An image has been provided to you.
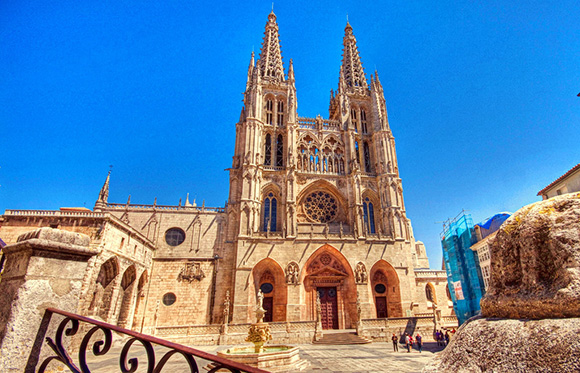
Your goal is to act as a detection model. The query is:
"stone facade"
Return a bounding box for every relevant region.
[0,11,455,342]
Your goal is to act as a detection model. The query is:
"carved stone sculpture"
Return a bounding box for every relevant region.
[355,262,368,284]
[285,262,300,285]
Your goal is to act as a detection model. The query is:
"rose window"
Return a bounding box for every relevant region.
[304,191,338,223]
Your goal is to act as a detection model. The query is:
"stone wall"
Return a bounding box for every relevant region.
[0,228,96,372]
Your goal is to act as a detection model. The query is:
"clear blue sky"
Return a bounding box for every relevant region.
[1,1,579,268]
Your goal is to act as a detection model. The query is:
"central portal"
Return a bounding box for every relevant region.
[317,287,338,329]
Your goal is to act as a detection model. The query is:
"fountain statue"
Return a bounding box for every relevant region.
[215,289,309,371]
[245,289,272,353]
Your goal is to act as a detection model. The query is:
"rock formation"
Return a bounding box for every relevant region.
[424,193,580,373]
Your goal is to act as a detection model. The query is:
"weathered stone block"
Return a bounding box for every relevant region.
[423,317,580,373]
[481,193,580,319]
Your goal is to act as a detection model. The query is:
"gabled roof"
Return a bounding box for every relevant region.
[537,163,580,196]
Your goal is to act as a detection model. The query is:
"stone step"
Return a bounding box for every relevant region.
[313,332,372,345]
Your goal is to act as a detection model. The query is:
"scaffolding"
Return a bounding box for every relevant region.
[441,210,484,325]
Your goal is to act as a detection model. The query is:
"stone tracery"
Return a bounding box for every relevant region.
[303,191,338,223]
[297,134,345,174]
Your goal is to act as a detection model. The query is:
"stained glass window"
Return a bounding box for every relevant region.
[263,192,277,231]
[304,191,338,223]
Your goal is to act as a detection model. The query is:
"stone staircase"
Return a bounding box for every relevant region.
[313,331,372,345]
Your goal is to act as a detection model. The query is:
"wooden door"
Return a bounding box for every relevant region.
[317,287,338,329]
[263,297,273,322]
[375,296,387,318]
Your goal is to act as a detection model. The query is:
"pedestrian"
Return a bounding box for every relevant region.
[409,335,414,352]
[416,333,423,353]
[404,333,411,353]
[435,330,440,346]
[445,331,450,346]
[391,333,399,352]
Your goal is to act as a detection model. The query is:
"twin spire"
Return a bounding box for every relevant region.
[258,11,285,81]
[340,21,368,90]
[254,11,368,89]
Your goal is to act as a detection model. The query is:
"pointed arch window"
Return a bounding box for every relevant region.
[266,99,273,125]
[426,284,436,303]
[263,192,277,232]
[363,141,372,173]
[276,134,284,167]
[351,109,358,132]
[277,101,284,126]
[355,141,360,166]
[264,134,272,165]
[363,197,376,234]
[361,109,368,134]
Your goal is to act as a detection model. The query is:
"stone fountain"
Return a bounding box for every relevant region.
[244,289,272,353]
[215,289,309,372]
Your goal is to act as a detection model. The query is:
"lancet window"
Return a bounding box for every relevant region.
[363,141,372,173]
[363,197,376,234]
[355,141,361,166]
[266,99,273,125]
[361,109,368,134]
[276,134,284,167]
[264,134,272,165]
[263,192,277,232]
[351,109,358,132]
[277,101,284,126]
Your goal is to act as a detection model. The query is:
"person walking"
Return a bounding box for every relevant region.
[416,333,423,353]
[445,331,450,346]
[391,333,399,352]
[404,333,411,353]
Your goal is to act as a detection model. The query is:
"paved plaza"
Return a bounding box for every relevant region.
[80,339,445,373]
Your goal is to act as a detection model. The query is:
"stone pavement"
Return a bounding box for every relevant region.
[70,340,446,373]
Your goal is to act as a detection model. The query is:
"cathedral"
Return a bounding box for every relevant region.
[0,11,454,340]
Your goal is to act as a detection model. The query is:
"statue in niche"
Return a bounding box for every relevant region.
[355,262,368,284]
[285,262,300,285]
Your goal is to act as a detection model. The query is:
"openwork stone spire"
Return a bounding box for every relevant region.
[259,11,285,81]
[97,170,111,203]
[340,21,367,90]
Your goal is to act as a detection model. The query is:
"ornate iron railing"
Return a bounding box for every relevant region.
[28,308,269,373]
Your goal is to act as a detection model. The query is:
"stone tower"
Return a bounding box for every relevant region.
[225,11,422,327]
[228,13,411,246]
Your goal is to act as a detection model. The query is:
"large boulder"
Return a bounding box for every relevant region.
[423,316,580,373]
[481,193,580,319]
[424,193,580,372]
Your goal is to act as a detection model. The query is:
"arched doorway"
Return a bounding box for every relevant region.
[117,265,137,328]
[89,256,119,321]
[370,260,403,318]
[302,244,357,329]
[250,259,287,322]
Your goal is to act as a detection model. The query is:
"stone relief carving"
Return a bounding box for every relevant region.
[355,262,368,284]
[285,262,300,285]
[178,262,205,282]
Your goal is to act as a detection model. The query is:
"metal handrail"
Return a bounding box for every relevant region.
[29,308,269,373]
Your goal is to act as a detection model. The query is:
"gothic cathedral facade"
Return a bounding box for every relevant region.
[0,12,453,335]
